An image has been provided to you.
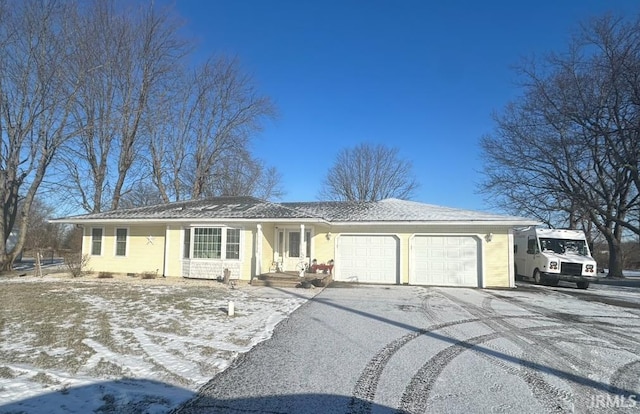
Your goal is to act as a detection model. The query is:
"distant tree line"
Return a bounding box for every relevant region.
[481,14,640,277]
[0,0,279,270]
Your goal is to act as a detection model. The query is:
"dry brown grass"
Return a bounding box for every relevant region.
[0,274,232,384]
[0,272,313,413]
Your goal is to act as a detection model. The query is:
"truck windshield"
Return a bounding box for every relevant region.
[539,238,588,255]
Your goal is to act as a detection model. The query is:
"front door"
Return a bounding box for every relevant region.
[275,229,311,271]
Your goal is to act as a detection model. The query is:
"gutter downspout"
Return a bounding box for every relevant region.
[256,224,263,278]
[163,225,170,277]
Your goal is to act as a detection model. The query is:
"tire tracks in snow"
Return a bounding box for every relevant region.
[610,360,640,398]
[347,314,552,414]
[427,292,576,411]
[350,288,639,414]
[485,289,640,408]
[399,290,579,413]
[487,290,640,352]
[397,325,571,414]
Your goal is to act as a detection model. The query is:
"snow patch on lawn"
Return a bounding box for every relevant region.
[0,277,316,413]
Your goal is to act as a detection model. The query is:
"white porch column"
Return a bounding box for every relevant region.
[300,224,306,259]
[256,224,263,276]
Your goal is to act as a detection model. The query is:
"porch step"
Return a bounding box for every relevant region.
[250,278,303,288]
[251,272,333,288]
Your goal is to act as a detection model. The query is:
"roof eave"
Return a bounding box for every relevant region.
[327,220,541,226]
[49,217,331,225]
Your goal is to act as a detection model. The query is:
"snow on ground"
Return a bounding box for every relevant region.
[0,275,318,413]
[2,268,639,413]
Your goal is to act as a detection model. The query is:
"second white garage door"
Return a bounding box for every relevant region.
[336,235,399,284]
[411,236,480,287]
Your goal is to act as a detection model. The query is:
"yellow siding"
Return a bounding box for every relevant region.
[260,223,275,274]
[310,226,335,264]
[82,225,166,275]
[82,222,514,287]
[483,232,510,287]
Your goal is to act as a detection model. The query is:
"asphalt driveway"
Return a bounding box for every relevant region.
[175,282,640,413]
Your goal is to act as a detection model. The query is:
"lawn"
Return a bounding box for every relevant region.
[0,274,313,413]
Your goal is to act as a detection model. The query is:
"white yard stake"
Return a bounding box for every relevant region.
[228,301,235,316]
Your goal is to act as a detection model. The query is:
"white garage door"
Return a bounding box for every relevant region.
[336,235,399,284]
[411,236,480,287]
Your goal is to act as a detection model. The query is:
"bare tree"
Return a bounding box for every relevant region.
[0,0,78,271]
[23,197,65,253]
[480,14,640,278]
[118,181,166,209]
[59,0,187,213]
[320,143,418,201]
[148,56,277,202]
[204,150,285,200]
[0,0,280,270]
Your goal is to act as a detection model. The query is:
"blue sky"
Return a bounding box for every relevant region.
[173,0,638,212]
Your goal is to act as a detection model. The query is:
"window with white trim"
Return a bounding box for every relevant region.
[183,228,191,259]
[182,227,242,260]
[184,227,242,260]
[289,232,301,257]
[287,230,311,258]
[91,228,103,256]
[115,228,128,256]
[226,228,240,259]
[193,228,222,259]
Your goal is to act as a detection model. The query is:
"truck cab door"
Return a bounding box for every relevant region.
[525,237,539,277]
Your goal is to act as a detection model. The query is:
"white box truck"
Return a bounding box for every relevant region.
[514,227,598,289]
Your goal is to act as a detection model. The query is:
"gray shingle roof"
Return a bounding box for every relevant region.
[57,196,317,221]
[53,197,537,224]
[282,199,535,222]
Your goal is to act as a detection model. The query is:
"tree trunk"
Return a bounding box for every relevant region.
[0,252,15,272]
[607,237,625,278]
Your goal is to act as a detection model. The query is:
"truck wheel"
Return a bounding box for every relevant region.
[546,277,559,287]
[576,281,589,289]
[533,269,542,285]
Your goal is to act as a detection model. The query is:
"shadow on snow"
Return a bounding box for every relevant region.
[0,378,193,414]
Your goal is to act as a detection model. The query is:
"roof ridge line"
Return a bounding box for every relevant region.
[269,200,330,221]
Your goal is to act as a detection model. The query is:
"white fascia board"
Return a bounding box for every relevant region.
[51,217,538,227]
[50,217,330,225]
[328,220,541,227]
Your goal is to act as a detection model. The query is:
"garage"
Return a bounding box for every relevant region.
[336,235,399,284]
[410,235,480,287]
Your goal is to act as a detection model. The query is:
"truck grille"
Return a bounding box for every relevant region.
[561,262,583,276]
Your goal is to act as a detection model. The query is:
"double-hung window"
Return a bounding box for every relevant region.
[183,228,191,259]
[91,228,103,256]
[115,228,128,256]
[226,228,240,259]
